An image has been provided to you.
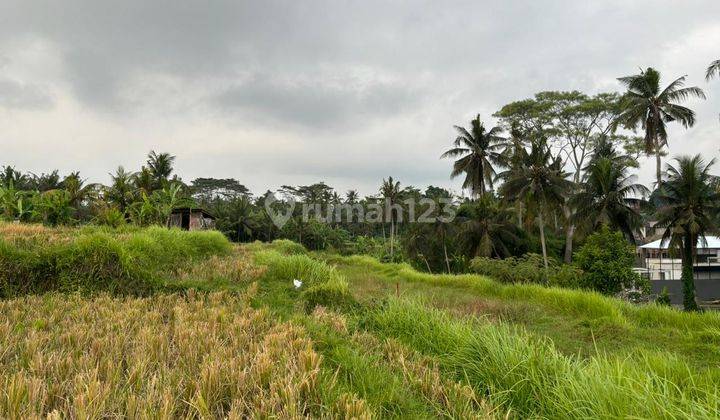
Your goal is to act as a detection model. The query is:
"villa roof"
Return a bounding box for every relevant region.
[639,236,720,249]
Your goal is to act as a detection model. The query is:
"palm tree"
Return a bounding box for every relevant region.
[146,151,176,190]
[105,166,137,216]
[0,166,29,190]
[655,155,720,311]
[707,60,720,81]
[345,190,359,205]
[380,176,401,260]
[441,115,505,198]
[708,59,720,121]
[459,195,520,259]
[572,140,649,240]
[62,172,99,211]
[133,167,155,196]
[499,138,572,277]
[616,67,705,188]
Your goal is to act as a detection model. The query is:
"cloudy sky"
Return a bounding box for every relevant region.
[1,0,718,196]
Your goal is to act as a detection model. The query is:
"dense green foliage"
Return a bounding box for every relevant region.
[0,223,231,298]
[469,253,583,288]
[574,227,644,295]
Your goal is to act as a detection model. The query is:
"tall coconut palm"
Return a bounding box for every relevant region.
[441,115,505,198]
[708,59,720,121]
[62,172,99,210]
[459,195,520,259]
[572,140,649,241]
[146,151,176,190]
[380,176,401,260]
[655,155,720,311]
[133,167,155,196]
[499,138,572,277]
[616,67,705,188]
[345,190,359,205]
[105,166,137,216]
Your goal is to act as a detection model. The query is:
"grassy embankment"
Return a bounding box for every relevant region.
[2,224,720,418]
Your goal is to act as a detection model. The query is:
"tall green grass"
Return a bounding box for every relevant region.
[331,253,720,332]
[366,299,720,418]
[0,225,231,297]
[254,250,354,312]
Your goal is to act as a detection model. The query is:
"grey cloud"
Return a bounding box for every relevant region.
[0,78,52,109]
[1,1,720,194]
[214,73,421,129]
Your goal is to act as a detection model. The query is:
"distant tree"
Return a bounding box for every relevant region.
[458,195,520,259]
[380,176,401,260]
[133,167,155,196]
[424,185,452,200]
[146,151,176,190]
[655,155,720,311]
[572,139,649,240]
[0,166,30,190]
[191,178,250,203]
[707,59,720,81]
[29,170,62,192]
[214,195,257,241]
[105,166,137,215]
[499,138,572,277]
[707,59,720,121]
[33,190,74,226]
[441,115,505,198]
[62,172,99,212]
[616,67,705,187]
[345,190,359,204]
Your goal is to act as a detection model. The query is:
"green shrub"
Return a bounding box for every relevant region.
[656,287,672,306]
[469,253,582,288]
[574,226,642,295]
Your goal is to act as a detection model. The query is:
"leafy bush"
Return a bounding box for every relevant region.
[574,226,643,295]
[469,253,582,288]
[656,287,672,306]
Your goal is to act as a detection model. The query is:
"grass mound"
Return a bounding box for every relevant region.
[254,250,355,312]
[0,223,232,297]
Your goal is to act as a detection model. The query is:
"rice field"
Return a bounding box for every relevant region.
[2,225,720,418]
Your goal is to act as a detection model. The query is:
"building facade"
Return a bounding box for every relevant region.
[636,236,720,304]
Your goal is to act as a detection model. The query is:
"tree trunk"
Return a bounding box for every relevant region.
[390,217,395,261]
[682,233,699,311]
[655,145,662,189]
[443,237,451,274]
[563,205,574,263]
[538,212,549,282]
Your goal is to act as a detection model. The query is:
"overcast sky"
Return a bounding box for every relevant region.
[1,1,718,196]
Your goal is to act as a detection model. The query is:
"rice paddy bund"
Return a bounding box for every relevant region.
[2,224,720,418]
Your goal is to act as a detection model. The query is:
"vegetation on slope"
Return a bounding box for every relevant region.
[0,222,231,297]
[2,228,720,418]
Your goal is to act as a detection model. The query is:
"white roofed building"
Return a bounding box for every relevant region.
[636,236,720,304]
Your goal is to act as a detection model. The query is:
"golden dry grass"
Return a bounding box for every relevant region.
[175,246,267,283]
[0,290,368,419]
[0,222,77,246]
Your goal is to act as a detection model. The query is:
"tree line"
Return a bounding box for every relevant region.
[1,61,719,310]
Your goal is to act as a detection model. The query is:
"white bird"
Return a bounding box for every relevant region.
[293,279,303,288]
